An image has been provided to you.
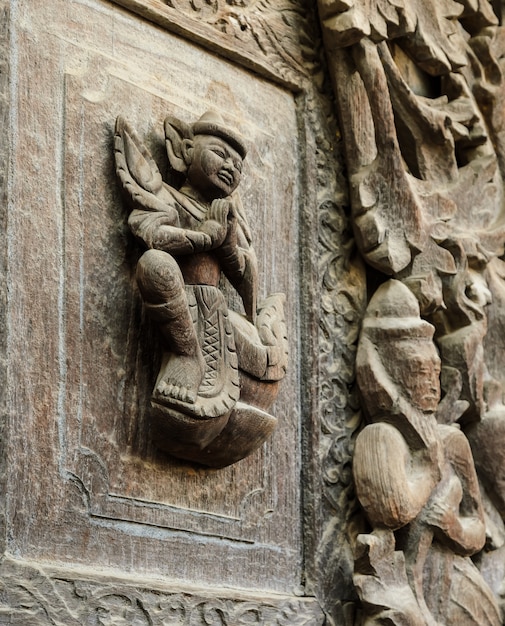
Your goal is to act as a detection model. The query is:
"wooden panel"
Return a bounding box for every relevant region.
[7,0,302,592]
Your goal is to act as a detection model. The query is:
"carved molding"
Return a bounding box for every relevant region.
[109,0,318,87]
[0,556,325,625]
[0,0,9,562]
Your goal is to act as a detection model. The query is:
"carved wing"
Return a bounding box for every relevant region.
[114,116,179,218]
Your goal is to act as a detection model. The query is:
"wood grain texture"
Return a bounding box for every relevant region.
[109,0,312,90]
[4,0,310,599]
[0,0,10,562]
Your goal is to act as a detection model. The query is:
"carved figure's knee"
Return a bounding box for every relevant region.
[137,249,183,303]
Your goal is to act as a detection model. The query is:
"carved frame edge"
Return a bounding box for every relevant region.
[0,555,325,624]
[109,0,311,90]
[0,0,10,561]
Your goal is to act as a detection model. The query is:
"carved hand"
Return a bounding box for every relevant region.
[423,469,485,555]
[199,198,231,247]
[223,199,238,249]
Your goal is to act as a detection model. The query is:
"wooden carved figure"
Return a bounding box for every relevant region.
[114,111,288,467]
[353,279,500,626]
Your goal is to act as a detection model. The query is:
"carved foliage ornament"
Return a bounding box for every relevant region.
[0,557,323,625]
[114,111,288,467]
[318,0,505,622]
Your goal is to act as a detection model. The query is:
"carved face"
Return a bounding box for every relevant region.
[186,135,243,199]
[388,340,441,413]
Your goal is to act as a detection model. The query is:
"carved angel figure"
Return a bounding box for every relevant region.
[353,280,500,626]
[114,111,287,467]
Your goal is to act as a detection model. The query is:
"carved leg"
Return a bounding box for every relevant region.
[228,293,288,382]
[136,249,205,403]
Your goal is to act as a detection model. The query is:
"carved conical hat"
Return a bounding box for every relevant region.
[363,280,434,338]
[192,110,247,158]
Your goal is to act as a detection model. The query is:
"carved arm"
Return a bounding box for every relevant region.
[353,422,439,530]
[128,208,224,255]
[213,200,259,323]
[422,425,486,556]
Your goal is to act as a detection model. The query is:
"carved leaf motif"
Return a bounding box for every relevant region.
[378,44,486,183]
[155,0,318,80]
[95,595,151,626]
[353,530,427,626]
[114,117,180,218]
[276,602,324,625]
[319,0,415,47]
[123,130,163,193]
[470,26,505,175]
[401,0,468,74]
[0,561,325,626]
[320,0,498,74]
[348,39,427,274]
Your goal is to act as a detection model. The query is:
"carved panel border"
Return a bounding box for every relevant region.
[109,0,315,88]
[0,556,325,625]
[61,61,298,545]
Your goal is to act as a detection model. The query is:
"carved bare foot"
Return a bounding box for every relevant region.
[156,352,206,404]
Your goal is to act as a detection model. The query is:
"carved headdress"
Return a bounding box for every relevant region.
[165,110,248,176]
[192,110,247,159]
[357,279,439,449]
[361,279,434,341]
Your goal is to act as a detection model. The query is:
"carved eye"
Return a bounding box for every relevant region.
[234,161,242,173]
[211,148,226,158]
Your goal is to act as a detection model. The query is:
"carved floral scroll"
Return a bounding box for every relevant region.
[318,0,505,622]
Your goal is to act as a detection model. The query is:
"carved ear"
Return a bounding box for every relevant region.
[181,139,194,166]
[164,115,194,174]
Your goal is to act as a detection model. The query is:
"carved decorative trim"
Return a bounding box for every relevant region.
[289,42,367,621]
[0,557,325,625]
[110,0,317,87]
[314,131,366,624]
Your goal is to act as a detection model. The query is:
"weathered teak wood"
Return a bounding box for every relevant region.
[0,0,343,623]
[7,0,505,623]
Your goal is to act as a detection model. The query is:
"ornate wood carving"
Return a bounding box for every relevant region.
[312,106,367,624]
[114,111,288,467]
[0,557,324,626]
[17,0,505,621]
[318,0,505,622]
[354,280,499,624]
